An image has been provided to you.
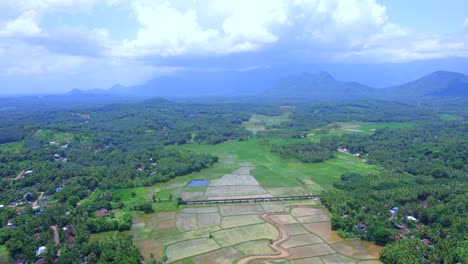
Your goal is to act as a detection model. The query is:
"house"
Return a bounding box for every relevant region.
[25,170,33,174]
[12,259,26,264]
[421,239,431,245]
[9,202,17,207]
[54,154,61,158]
[36,246,46,256]
[95,209,108,217]
[353,153,361,157]
[406,216,417,221]
[55,186,64,192]
[16,209,25,215]
[67,236,75,248]
[0,204,4,209]
[399,229,409,236]
[35,258,45,264]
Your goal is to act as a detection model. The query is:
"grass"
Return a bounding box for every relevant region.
[112,187,147,202]
[440,114,463,121]
[242,113,290,134]
[181,139,379,190]
[309,121,415,142]
[155,189,173,201]
[34,129,74,143]
[0,141,24,153]
[0,246,7,264]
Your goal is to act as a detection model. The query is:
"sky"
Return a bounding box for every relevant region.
[0,0,467,94]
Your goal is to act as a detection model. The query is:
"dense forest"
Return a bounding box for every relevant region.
[320,122,467,263]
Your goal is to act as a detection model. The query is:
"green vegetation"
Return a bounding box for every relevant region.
[440,113,463,121]
[183,139,378,190]
[0,96,465,263]
[321,123,467,263]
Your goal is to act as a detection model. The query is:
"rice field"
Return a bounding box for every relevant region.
[128,199,382,263]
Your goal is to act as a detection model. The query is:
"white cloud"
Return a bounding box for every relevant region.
[0,10,42,37]
[0,0,467,91]
[114,0,287,57]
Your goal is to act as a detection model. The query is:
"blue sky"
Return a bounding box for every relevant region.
[0,0,467,94]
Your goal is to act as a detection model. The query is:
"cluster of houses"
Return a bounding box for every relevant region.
[53,153,69,163]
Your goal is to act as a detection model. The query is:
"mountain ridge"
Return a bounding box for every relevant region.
[68,70,468,100]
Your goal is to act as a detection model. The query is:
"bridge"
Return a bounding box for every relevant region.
[178,194,320,205]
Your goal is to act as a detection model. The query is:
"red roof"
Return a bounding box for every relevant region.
[67,236,75,244]
[95,209,108,217]
[421,239,431,245]
[35,259,45,264]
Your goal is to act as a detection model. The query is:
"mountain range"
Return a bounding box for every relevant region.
[69,70,468,101]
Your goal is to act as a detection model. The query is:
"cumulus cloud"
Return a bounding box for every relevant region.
[0,0,467,92]
[0,10,42,37]
[114,0,287,57]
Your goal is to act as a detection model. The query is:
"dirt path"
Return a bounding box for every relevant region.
[32,192,44,208]
[51,225,60,244]
[14,170,25,180]
[237,212,291,264]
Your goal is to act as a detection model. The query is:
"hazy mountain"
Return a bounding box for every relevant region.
[263,71,375,100]
[380,71,468,98]
[262,71,468,101]
[69,70,468,101]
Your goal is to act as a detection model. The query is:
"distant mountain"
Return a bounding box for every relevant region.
[380,71,468,98]
[262,70,468,101]
[70,70,277,97]
[69,70,468,101]
[263,71,375,100]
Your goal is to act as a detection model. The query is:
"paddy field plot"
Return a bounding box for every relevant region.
[234,240,276,255]
[190,247,243,264]
[282,233,323,248]
[221,214,264,228]
[131,201,382,263]
[211,222,278,247]
[165,238,221,262]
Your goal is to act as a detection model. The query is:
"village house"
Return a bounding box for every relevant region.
[95,209,108,217]
[35,246,46,256]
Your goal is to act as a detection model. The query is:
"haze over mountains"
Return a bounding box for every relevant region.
[70,70,468,101]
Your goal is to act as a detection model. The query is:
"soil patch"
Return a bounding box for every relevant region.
[191,247,244,264]
[331,240,383,259]
[165,238,220,262]
[219,205,264,216]
[288,243,335,259]
[320,253,357,264]
[221,214,264,229]
[282,233,323,248]
[303,222,344,244]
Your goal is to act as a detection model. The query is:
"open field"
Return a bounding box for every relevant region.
[182,139,379,190]
[242,113,291,134]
